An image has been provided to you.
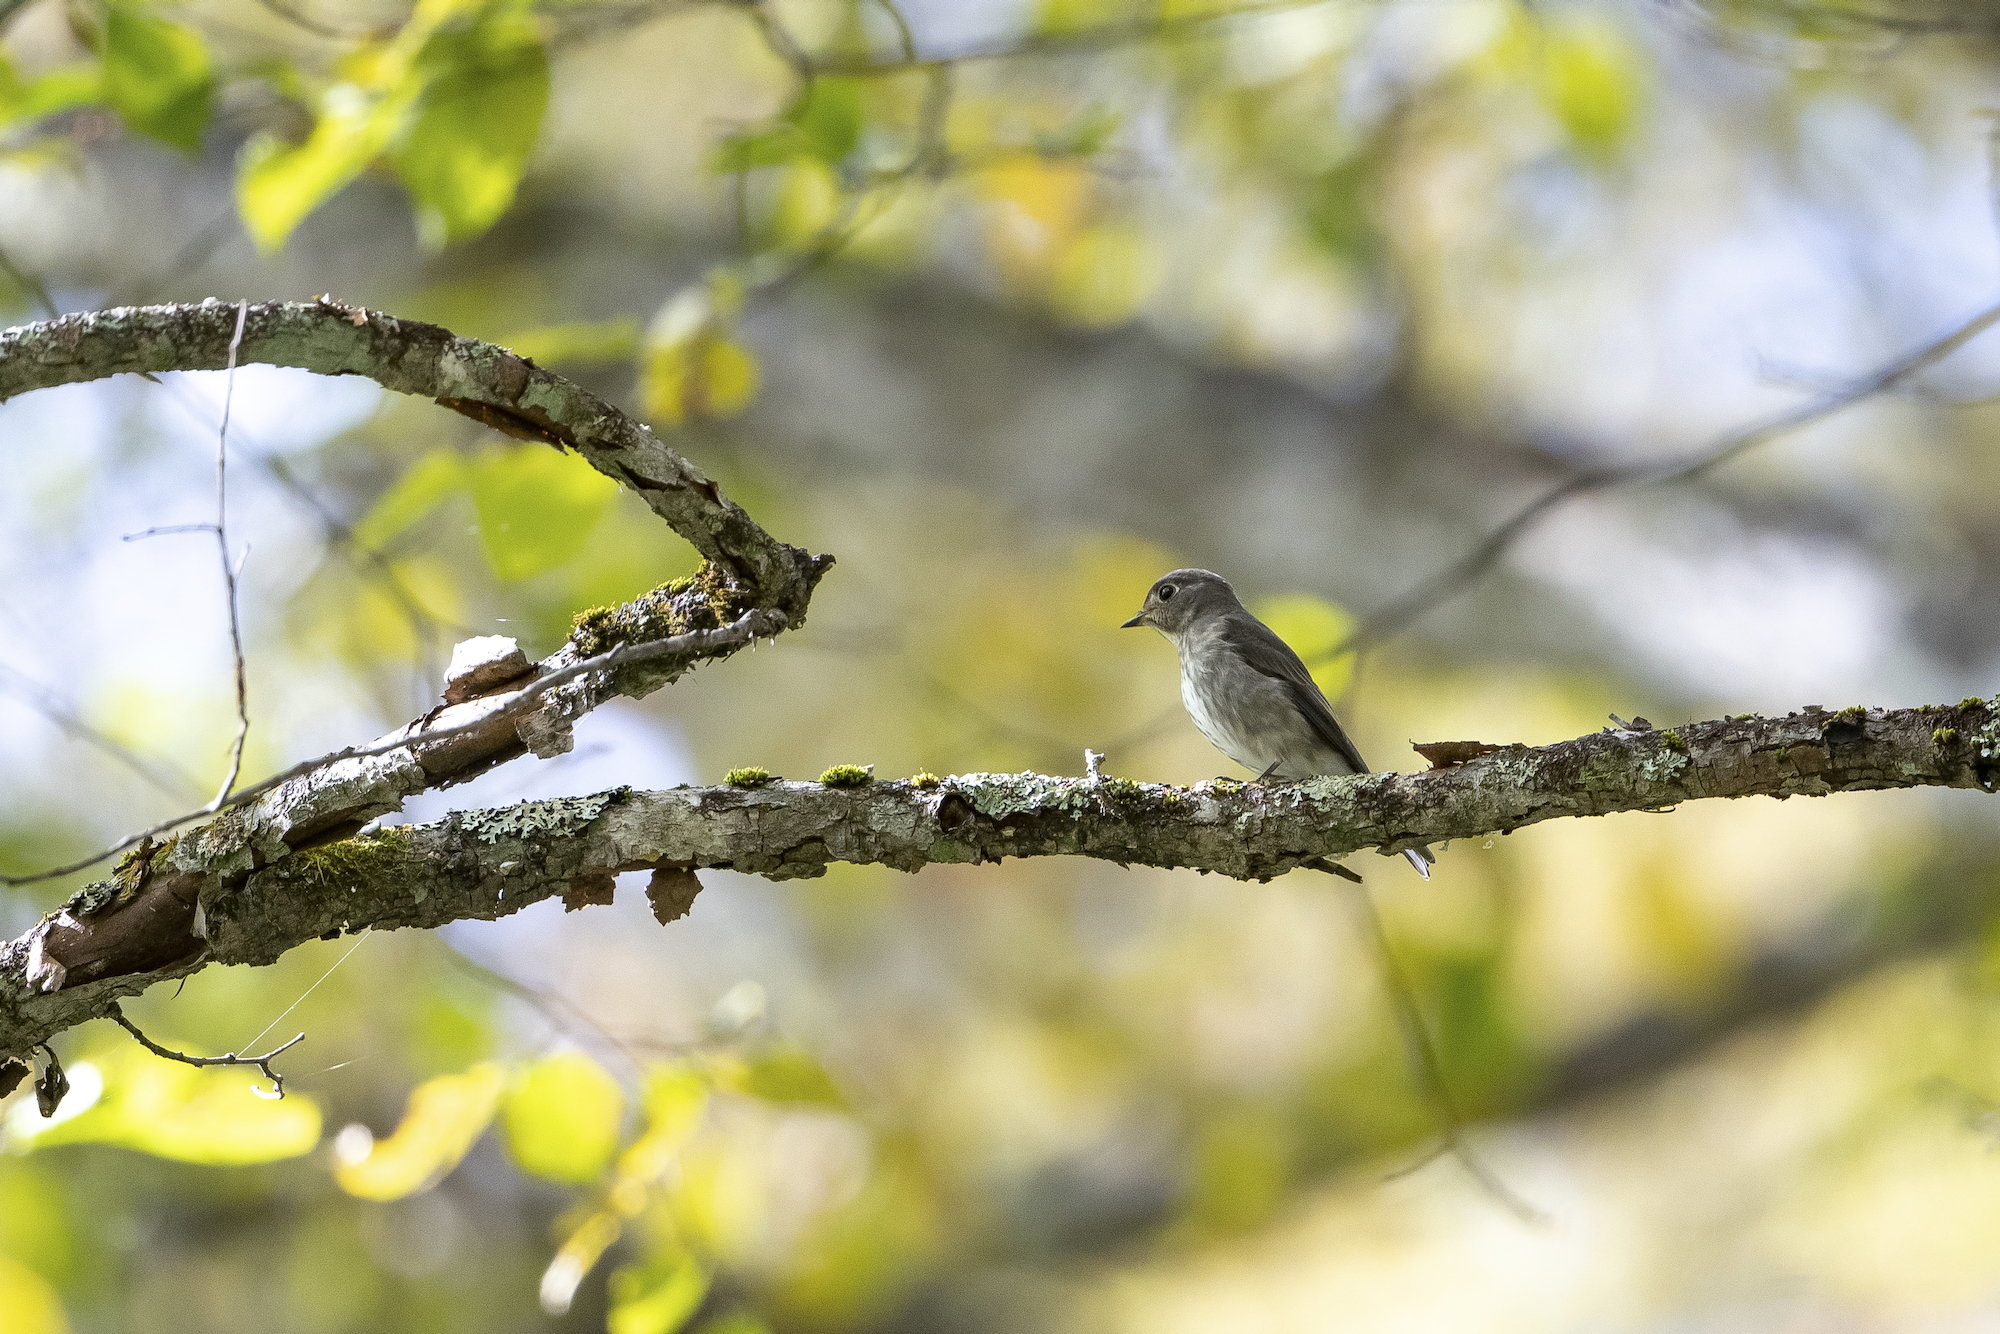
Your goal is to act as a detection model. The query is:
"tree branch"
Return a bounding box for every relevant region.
[0,300,831,889]
[0,299,829,611]
[107,1002,305,1100]
[6,699,1995,1063]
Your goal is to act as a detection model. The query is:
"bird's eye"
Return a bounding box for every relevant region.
[1157,584,1177,601]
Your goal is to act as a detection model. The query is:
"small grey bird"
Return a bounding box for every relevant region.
[1123,568,1433,879]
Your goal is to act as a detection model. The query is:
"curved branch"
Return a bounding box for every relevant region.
[6,698,1995,1062]
[108,1003,305,1100]
[0,299,829,610]
[0,301,831,885]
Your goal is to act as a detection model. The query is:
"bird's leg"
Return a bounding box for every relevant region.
[1256,761,1283,782]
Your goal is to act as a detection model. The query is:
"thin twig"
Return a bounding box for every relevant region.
[0,609,784,887]
[1336,296,2000,655]
[109,1002,305,1100]
[0,661,205,800]
[1344,880,1546,1225]
[712,0,1334,77]
[443,944,652,1071]
[873,0,917,63]
[211,301,252,806]
[122,523,218,542]
[0,243,56,320]
[740,0,814,83]
[147,375,463,687]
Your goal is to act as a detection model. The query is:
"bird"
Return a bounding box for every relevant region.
[1122,568,1434,879]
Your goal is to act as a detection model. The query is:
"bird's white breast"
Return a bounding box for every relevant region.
[1174,627,1274,774]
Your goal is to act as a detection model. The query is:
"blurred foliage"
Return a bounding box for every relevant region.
[5,1040,321,1164]
[4,0,2000,1331]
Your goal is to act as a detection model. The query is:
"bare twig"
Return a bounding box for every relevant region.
[108,1002,305,1100]
[1346,882,1546,1225]
[873,0,917,63]
[0,609,784,887]
[252,0,397,40]
[710,0,1335,77]
[211,301,252,806]
[122,523,218,542]
[1337,296,2000,654]
[739,0,815,83]
[0,243,56,320]
[0,661,205,801]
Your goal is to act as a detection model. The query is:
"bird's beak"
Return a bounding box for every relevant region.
[1121,611,1148,629]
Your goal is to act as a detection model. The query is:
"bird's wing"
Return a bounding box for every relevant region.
[1219,615,1372,774]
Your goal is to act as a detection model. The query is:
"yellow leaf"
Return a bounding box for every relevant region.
[1248,592,1356,703]
[334,1062,505,1201]
[980,158,1091,285]
[608,1064,709,1214]
[502,1052,625,1185]
[0,1254,67,1334]
[7,1044,320,1165]
[1537,16,1645,157]
[1048,224,1156,329]
[236,83,407,252]
[607,1249,710,1334]
[771,160,841,249]
[352,449,466,553]
[640,337,760,425]
[503,317,641,367]
[465,443,618,582]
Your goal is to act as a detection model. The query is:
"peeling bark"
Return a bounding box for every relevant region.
[5,700,1996,1062]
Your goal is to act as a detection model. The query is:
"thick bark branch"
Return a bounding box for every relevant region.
[0,299,835,1057]
[5,699,1995,1062]
[0,300,833,865]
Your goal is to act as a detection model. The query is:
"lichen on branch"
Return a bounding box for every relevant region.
[6,698,1997,1064]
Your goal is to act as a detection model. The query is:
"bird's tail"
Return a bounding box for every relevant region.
[1403,846,1434,880]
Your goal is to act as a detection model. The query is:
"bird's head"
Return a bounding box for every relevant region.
[1121,568,1241,639]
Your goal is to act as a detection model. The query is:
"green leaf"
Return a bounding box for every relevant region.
[503,317,641,367]
[103,9,213,152]
[352,449,467,553]
[334,1062,505,1201]
[237,85,404,252]
[501,1052,625,1184]
[715,1044,845,1108]
[390,12,549,248]
[1303,152,1379,265]
[1248,592,1355,703]
[8,1044,321,1165]
[1040,102,1120,157]
[0,1255,66,1334]
[710,123,806,175]
[788,78,863,165]
[1538,17,1645,158]
[0,59,105,130]
[465,443,618,581]
[607,1249,710,1334]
